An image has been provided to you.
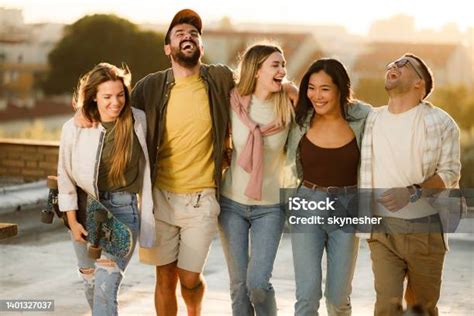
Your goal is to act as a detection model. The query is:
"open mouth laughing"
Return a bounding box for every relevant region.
[180,40,196,52]
[273,77,284,85]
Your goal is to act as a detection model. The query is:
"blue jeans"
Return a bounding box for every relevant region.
[290,188,359,316]
[72,191,139,316]
[218,195,286,316]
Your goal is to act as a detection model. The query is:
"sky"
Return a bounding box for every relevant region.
[1,0,473,35]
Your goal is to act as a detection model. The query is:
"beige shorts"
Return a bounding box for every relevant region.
[139,187,220,273]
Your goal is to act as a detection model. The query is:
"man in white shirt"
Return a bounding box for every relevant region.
[359,53,461,316]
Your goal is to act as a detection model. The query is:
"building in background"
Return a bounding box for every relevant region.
[1,8,473,139]
[0,8,64,106]
[352,42,473,88]
[203,30,324,82]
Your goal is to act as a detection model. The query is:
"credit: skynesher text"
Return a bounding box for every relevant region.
[288,215,382,227]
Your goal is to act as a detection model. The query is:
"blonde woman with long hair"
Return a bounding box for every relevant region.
[57,63,154,315]
[219,43,295,316]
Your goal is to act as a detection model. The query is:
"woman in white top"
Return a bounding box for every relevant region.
[219,43,295,316]
[57,63,154,315]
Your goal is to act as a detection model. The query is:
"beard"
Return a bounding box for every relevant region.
[385,79,411,94]
[170,40,201,68]
[384,80,395,92]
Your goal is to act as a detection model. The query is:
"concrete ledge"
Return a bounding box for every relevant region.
[0,138,59,147]
[0,180,48,215]
[0,223,18,239]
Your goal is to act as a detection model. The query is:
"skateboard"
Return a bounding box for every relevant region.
[41,176,133,259]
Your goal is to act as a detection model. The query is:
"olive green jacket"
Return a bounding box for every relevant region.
[131,64,235,192]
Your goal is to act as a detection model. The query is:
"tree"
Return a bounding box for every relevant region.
[42,14,168,94]
[430,85,474,131]
[353,78,387,107]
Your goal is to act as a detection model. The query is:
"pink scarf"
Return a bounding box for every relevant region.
[230,88,285,200]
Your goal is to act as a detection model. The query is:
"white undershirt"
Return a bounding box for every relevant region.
[373,105,436,218]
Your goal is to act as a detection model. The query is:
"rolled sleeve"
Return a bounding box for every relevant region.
[436,117,461,188]
[58,193,78,212]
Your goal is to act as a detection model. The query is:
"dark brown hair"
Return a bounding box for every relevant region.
[295,58,352,126]
[404,53,434,99]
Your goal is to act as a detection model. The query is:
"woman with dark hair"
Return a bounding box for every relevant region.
[285,58,372,315]
[57,63,155,315]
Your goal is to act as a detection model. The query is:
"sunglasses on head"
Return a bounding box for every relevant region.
[386,57,424,79]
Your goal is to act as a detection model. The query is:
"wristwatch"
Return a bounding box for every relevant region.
[407,184,422,203]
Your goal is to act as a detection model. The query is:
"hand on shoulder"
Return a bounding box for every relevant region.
[283,82,299,107]
[73,110,98,128]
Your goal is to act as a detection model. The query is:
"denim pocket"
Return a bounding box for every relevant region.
[108,193,134,208]
[296,187,316,200]
[106,201,139,234]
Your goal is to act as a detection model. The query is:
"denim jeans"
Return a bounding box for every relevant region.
[290,188,359,316]
[71,191,139,316]
[218,195,286,316]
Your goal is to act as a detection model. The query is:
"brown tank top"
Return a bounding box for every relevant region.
[300,134,359,187]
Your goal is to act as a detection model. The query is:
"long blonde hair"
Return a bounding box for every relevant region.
[236,43,293,127]
[73,63,133,187]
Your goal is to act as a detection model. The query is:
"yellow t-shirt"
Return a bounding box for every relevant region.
[155,74,215,192]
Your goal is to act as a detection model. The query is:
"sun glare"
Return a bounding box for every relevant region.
[0,0,472,35]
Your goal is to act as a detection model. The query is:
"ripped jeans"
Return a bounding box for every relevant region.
[71,192,139,316]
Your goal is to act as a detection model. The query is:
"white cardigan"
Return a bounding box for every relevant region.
[57,107,155,248]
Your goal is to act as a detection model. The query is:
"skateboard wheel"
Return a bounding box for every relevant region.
[47,176,58,189]
[95,210,108,223]
[41,210,54,224]
[88,245,102,259]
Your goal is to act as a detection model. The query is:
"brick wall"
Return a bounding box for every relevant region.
[0,138,59,182]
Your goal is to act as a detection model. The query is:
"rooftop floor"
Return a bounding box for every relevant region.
[0,205,473,316]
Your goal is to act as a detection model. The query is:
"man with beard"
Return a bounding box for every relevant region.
[359,53,461,315]
[133,9,234,316]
